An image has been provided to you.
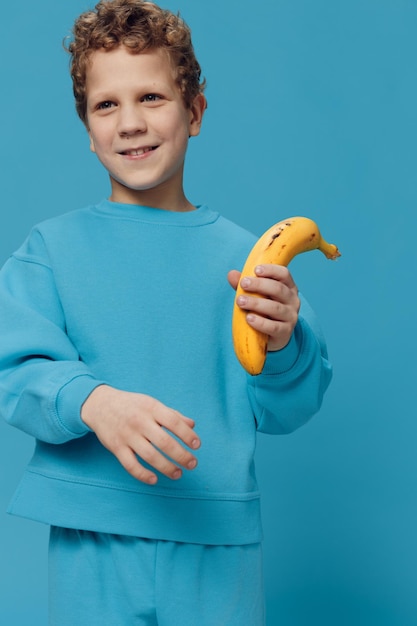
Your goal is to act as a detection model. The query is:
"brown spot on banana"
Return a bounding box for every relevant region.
[232,216,341,375]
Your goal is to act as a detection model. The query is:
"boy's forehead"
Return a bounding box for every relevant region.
[87,45,175,78]
[85,46,180,99]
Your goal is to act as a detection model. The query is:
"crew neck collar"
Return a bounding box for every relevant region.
[92,199,219,227]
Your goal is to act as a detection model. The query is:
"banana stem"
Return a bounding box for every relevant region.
[318,238,341,260]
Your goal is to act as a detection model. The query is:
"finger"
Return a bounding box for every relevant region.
[238,279,297,310]
[227,269,241,290]
[144,421,199,472]
[182,415,197,429]
[245,313,296,349]
[246,313,293,343]
[132,435,195,480]
[118,447,159,485]
[254,264,296,288]
[156,408,201,451]
[239,266,294,298]
[237,294,291,322]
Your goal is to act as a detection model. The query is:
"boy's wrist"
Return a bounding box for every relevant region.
[260,325,301,376]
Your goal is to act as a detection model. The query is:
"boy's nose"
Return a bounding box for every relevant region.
[118,105,147,137]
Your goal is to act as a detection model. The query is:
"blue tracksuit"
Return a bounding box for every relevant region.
[0,200,332,622]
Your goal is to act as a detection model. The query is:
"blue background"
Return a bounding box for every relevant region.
[1,1,416,624]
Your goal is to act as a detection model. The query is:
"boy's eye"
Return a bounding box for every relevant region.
[97,101,115,110]
[141,94,161,103]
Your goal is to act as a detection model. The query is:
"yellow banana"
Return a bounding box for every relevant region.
[232,216,340,375]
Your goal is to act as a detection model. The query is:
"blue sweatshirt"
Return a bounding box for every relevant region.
[0,201,332,545]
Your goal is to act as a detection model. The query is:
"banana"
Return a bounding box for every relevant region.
[232,216,340,375]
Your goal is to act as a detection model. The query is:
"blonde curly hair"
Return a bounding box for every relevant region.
[65,0,206,125]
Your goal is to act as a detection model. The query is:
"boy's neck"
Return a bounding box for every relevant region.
[108,180,196,212]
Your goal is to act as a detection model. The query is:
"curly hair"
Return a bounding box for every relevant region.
[65,0,206,125]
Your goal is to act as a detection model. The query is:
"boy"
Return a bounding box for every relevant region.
[0,0,332,624]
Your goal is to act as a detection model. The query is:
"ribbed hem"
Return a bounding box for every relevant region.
[55,375,106,436]
[91,200,219,227]
[8,470,263,546]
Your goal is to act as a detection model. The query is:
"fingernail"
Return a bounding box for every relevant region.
[191,438,200,449]
[237,295,247,306]
[241,277,251,288]
[172,468,182,479]
[188,459,197,470]
[255,265,264,275]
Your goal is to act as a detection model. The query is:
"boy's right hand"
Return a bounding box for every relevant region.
[81,385,201,485]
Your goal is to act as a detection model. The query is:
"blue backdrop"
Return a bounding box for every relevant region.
[1,1,416,624]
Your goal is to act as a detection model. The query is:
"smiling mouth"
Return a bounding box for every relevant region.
[120,146,157,156]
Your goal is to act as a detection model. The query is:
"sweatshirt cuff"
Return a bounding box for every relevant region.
[259,320,303,376]
[55,375,105,437]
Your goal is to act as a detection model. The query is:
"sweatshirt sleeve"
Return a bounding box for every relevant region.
[0,230,105,444]
[247,295,333,434]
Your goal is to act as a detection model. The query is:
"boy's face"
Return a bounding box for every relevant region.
[85,46,205,209]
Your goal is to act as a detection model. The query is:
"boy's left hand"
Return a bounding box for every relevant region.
[228,264,300,352]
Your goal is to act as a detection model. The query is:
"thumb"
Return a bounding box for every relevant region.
[227,270,241,291]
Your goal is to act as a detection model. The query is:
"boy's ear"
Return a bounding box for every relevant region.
[189,93,207,138]
[88,128,96,153]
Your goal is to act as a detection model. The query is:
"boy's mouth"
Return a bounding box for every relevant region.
[120,146,157,156]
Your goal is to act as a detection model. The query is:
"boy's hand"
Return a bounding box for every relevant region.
[228,264,300,352]
[81,385,200,485]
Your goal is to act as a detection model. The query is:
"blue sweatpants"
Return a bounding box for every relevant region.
[48,527,265,626]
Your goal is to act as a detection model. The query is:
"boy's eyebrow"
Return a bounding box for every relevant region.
[87,82,171,98]
[87,90,115,101]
